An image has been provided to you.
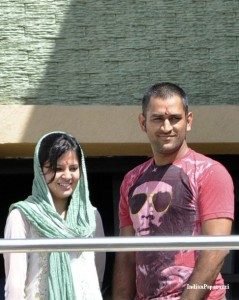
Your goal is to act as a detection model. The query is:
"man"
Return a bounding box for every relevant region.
[112,82,234,300]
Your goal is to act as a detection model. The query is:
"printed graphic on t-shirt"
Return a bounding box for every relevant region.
[128,163,195,298]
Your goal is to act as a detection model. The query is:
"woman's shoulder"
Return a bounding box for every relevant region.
[5,208,31,238]
[7,207,26,221]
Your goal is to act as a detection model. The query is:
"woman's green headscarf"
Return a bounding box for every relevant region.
[9,131,97,299]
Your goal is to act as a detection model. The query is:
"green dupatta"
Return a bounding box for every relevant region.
[9,132,96,300]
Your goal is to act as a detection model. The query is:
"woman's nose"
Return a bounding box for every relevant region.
[62,169,72,178]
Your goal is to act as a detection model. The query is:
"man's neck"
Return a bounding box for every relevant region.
[153,143,189,166]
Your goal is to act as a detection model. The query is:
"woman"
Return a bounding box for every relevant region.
[4,131,105,299]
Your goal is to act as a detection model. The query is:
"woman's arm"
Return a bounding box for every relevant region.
[4,209,29,300]
[94,209,106,289]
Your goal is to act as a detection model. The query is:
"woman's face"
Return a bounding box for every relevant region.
[43,150,80,204]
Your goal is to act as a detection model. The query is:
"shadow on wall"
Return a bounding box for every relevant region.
[20,0,239,111]
[23,0,151,107]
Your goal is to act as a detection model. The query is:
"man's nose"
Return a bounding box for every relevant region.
[161,119,172,131]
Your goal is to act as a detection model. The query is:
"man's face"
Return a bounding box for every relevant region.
[139,95,192,158]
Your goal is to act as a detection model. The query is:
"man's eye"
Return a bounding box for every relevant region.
[152,117,163,121]
[170,116,181,121]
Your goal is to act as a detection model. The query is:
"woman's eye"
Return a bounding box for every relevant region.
[70,167,79,172]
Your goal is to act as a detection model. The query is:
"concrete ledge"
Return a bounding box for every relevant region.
[0,143,239,158]
[0,105,238,157]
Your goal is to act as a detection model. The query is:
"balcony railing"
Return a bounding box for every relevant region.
[1,235,239,253]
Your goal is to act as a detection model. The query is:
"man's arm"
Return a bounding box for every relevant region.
[180,217,232,300]
[112,225,136,300]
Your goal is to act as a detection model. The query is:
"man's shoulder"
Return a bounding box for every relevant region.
[183,149,220,166]
[181,149,229,176]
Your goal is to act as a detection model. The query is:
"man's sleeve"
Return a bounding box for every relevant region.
[198,163,234,221]
[119,174,133,228]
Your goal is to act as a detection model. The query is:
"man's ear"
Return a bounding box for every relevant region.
[138,113,146,132]
[186,112,193,132]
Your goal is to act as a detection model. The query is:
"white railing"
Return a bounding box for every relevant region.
[1,235,239,253]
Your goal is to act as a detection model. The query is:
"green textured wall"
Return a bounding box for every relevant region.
[1,0,239,105]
